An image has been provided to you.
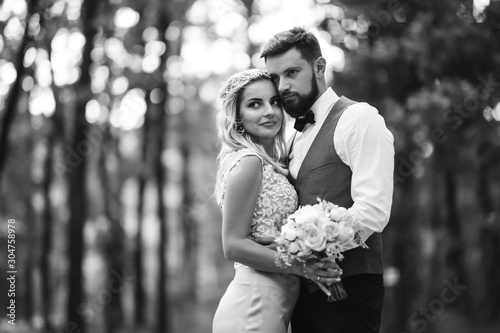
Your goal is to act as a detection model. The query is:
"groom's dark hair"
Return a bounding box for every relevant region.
[260,27,322,65]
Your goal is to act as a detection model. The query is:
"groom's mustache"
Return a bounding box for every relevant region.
[280,91,298,99]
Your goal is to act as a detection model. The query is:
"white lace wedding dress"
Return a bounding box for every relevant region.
[212,148,300,333]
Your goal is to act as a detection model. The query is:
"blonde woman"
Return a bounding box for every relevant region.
[212,68,341,333]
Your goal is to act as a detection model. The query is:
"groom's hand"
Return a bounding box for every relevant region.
[300,261,343,297]
[319,260,341,272]
[310,261,343,285]
[253,236,277,250]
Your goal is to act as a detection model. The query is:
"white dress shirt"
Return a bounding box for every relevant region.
[287,88,395,249]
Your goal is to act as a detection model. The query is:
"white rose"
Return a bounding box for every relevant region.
[289,239,312,258]
[291,207,310,223]
[329,207,348,221]
[282,223,299,241]
[322,221,340,242]
[336,221,356,246]
[292,205,326,226]
[304,226,326,252]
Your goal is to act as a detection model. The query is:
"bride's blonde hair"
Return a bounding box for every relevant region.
[215,68,287,202]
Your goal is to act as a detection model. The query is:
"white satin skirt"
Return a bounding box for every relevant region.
[213,266,300,333]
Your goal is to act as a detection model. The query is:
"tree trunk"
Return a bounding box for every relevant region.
[99,128,125,333]
[477,141,500,319]
[443,169,467,285]
[66,96,89,333]
[41,133,54,333]
[134,109,150,326]
[0,0,39,182]
[180,138,197,302]
[241,0,258,57]
[67,0,99,331]
[154,104,168,332]
[25,195,35,323]
[392,128,421,333]
[41,12,65,330]
[393,176,420,332]
[149,1,170,331]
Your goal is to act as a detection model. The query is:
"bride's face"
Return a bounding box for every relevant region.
[239,79,283,146]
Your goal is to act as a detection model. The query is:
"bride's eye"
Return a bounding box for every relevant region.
[247,102,260,108]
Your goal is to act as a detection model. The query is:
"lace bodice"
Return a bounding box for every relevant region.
[217,149,298,269]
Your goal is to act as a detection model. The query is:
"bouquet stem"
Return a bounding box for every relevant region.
[327,281,348,302]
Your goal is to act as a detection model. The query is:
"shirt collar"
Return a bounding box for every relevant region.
[310,87,339,124]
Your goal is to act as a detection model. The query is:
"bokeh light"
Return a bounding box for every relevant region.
[180,0,346,96]
[51,28,85,86]
[110,88,147,130]
[85,99,101,123]
[0,0,27,20]
[111,76,129,95]
[29,85,56,117]
[3,16,24,41]
[91,65,110,94]
[0,60,17,85]
[114,7,140,29]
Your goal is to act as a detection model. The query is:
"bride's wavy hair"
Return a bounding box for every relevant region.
[215,68,288,202]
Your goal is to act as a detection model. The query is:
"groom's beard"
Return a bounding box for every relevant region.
[281,77,319,118]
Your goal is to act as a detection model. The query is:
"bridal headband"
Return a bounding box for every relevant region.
[219,68,271,101]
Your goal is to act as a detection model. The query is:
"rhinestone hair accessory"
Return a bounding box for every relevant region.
[219,68,271,101]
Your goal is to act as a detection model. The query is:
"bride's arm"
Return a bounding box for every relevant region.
[221,155,294,274]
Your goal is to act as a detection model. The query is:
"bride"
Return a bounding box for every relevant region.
[212,68,341,333]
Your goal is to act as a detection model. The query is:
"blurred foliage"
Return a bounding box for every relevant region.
[0,0,499,332]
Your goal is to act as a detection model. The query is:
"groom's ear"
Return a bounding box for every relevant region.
[314,57,326,78]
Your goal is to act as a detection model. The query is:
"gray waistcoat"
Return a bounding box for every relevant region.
[293,96,383,278]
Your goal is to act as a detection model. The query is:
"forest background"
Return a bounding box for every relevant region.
[0,0,499,332]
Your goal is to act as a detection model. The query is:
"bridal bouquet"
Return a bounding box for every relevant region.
[275,198,367,302]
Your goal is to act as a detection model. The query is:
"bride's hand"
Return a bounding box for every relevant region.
[253,236,277,250]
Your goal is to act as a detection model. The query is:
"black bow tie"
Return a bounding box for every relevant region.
[294,110,315,132]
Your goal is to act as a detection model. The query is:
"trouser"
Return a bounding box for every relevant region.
[291,273,384,333]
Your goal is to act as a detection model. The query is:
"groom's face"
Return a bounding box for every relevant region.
[265,48,319,118]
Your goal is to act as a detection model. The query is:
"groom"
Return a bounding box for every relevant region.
[262,27,395,333]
